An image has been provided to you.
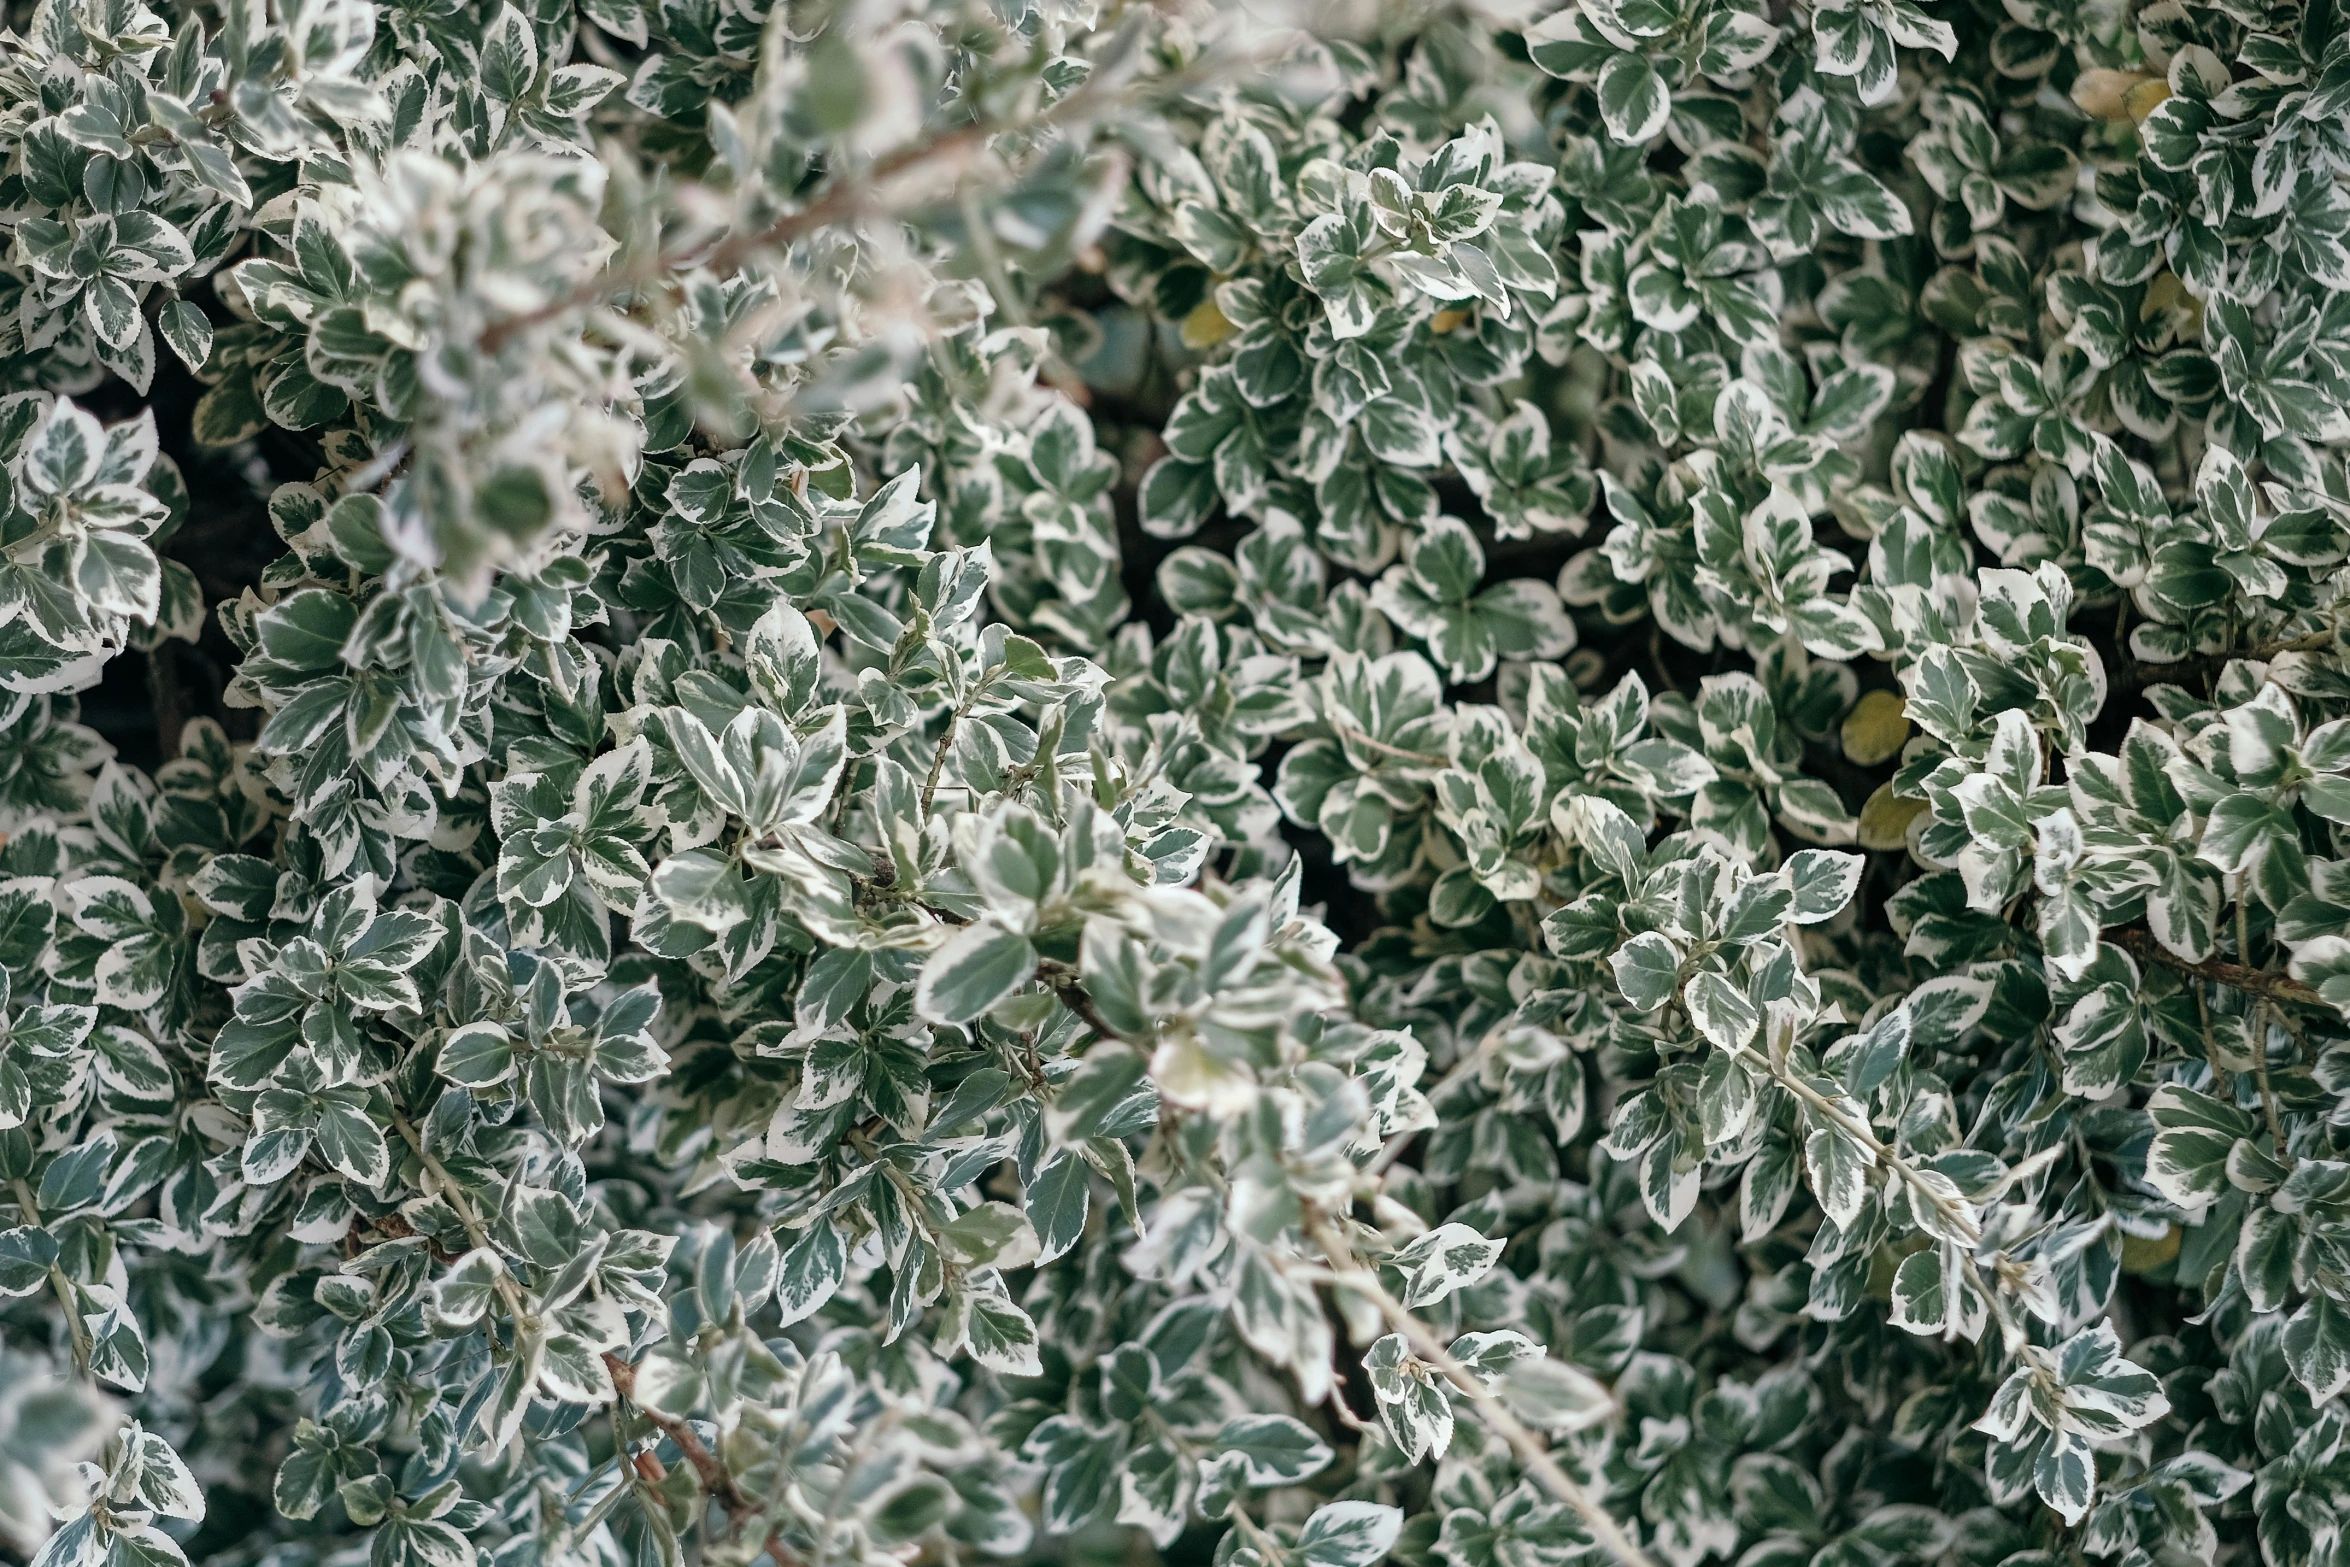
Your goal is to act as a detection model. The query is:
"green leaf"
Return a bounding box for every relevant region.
[959,1286,1043,1376]
[1211,1414,1333,1486]
[313,1093,389,1186]
[1297,1502,1404,1567]
[1496,1353,1614,1433]
[0,1225,59,1297]
[438,1022,517,1087]
[1393,1223,1503,1308]
[1611,931,1682,1011]
[2285,1293,2350,1403]
[1805,1122,1872,1229]
[257,590,357,674]
[914,923,1038,1025]
[1597,53,1671,144]
[1784,850,1863,922]
[478,5,540,106]
[1027,1154,1090,1266]
[1816,167,1912,241]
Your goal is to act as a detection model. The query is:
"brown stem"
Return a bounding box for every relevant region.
[395,1121,801,1562]
[1366,1031,1502,1175]
[1303,1212,1658,1567]
[392,1113,532,1322]
[2249,1004,2290,1155]
[1037,959,1121,1043]
[471,26,1274,357]
[920,696,968,818]
[479,126,985,353]
[10,1179,92,1370]
[147,641,190,761]
[2117,628,2338,691]
[1733,1042,1983,1246]
[603,1354,735,1501]
[2105,926,2326,1009]
[604,1353,805,1567]
[1330,721,1449,768]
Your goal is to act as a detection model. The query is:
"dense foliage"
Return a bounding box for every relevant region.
[6,0,2350,1565]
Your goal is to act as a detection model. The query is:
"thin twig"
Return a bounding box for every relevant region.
[602,1354,738,1505]
[479,126,985,352]
[2192,983,2233,1098]
[921,695,969,817]
[603,1354,807,1567]
[10,1179,92,1370]
[2117,627,2338,691]
[475,29,1269,354]
[2105,926,2326,1009]
[1734,1046,1983,1246]
[1303,1212,1658,1567]
[398,1115,796,1562]
[391,1112,532,1321]
[2249,1004,2289,1155]
[1038,959,1122,1043]
[1331,722,1449,767]
[1365,1030,1503,1175]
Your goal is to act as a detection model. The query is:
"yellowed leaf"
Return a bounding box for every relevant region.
[1180,297,1234,350]
[1842,689,1911,766]
[2124,79,2171,121]
[2121,1224,2181,1274]
[1858,784,1927,851]
[2071,68,2151,120]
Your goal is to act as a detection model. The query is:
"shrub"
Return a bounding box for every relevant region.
[4,0,2350,1566]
